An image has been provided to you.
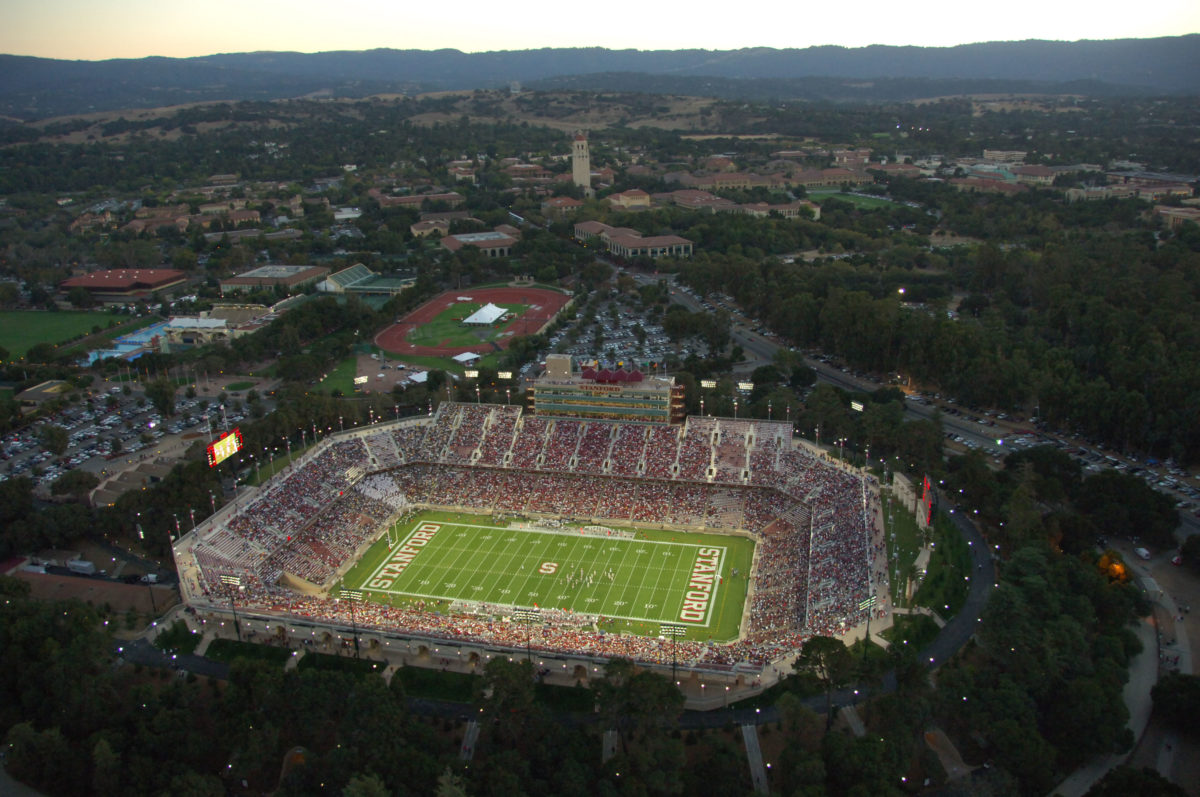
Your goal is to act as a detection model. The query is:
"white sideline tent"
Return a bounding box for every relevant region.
[463,302,506,325]
[452,352,481,365]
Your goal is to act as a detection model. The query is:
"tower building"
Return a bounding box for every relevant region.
[572,131,593,197]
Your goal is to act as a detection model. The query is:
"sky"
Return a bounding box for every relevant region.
[4,0,1199,61]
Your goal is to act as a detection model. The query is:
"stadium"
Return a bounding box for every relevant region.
[173,388,886,692]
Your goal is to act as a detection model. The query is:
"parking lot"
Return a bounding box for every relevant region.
[1,384,253,495]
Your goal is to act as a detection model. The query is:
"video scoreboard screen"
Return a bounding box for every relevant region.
[206,428,244,468]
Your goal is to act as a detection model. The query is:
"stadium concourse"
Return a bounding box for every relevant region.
[172,403,888,690]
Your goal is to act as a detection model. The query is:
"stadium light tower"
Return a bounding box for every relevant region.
[339,590,363,659]
[661,623,685,686]
[513,607,540,663]
[220,574,243,642]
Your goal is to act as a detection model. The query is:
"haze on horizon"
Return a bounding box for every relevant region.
[5,0,1199,61]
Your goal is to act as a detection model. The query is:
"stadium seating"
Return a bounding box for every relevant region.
[183,403,877,669]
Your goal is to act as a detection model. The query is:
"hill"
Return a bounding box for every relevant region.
[0,36,1196,120]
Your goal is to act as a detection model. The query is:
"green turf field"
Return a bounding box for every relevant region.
[0,310,117,358]
[405,302,528,348]
[339,510,754,642]
[808,190,896,209]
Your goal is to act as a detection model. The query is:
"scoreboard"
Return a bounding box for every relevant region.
[206,428,244,468]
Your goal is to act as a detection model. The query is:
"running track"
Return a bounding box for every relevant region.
[375,287,571,358]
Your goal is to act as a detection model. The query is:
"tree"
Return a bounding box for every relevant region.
[342,772,390,797]
[68,286,96,308]
[595,658,684,754]
[793,636,855,728]
[91,737,122,796]
[1150,672,1200,732]
[477,657,537,746]
[1077,470,1178,548]
[145,379,178,417]
[1086,766,1187,797]
[51,470,100,499]
[38,423,69,456]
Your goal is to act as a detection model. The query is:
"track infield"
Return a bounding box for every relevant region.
[338,510,753,641]
[374,286,570,358]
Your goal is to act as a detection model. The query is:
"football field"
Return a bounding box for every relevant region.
[339,511,754,641]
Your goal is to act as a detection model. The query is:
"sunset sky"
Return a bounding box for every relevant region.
[4,0,1198,60]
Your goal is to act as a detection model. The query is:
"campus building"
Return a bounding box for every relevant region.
[573,221,693,260]
[59,268,187,302]
[441,225,522,257]
[317,263,416,297]
[527,354,685,424]
[218,265,329,295]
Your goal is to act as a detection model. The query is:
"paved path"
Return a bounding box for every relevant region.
[741,724,769,794]
[460,721,481,761]
[842,705,865,737]
[0,757,44,797]
[602,730,618,763]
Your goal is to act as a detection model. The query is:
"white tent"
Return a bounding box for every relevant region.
[452,352,481,364]
[462,302,506,325]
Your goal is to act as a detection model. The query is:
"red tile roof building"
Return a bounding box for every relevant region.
[573,222,692,260]
[60,269,187,300]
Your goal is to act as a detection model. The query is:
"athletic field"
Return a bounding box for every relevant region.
[0,310,111,358]
[404,302,528,349]
[338,510,754,641]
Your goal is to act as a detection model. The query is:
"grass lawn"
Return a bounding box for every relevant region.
[338,510,754,643]
[153,619,202,655]
[224,381,255,392]
[296,650,386,675]
[318,356,358,395]
[808,191,896,209]
[0,310,127,358]
[392,664,476,702]
[405,302,528,349]
[883,486,926,608]
[205,638,294,666]
[880,612,941,650]
[912,513,973,617]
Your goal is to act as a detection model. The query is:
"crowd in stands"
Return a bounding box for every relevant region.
[223,590,777,668]
[445,405,491,464]
[542,419,583,470]
[609,424,648,476]
[574,421,613,474]
[363,430,402,470]
[389,426,429,463]
[510,416,549,469]
[183,403,879,669]
[642,425,679,479]
[476,406,522,466]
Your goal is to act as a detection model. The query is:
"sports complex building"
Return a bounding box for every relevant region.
[173,402,885,692]
[528,354,685,424]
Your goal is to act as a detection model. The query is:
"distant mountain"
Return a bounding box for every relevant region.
[526,73,1139,103]
[1,36,1196,120]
